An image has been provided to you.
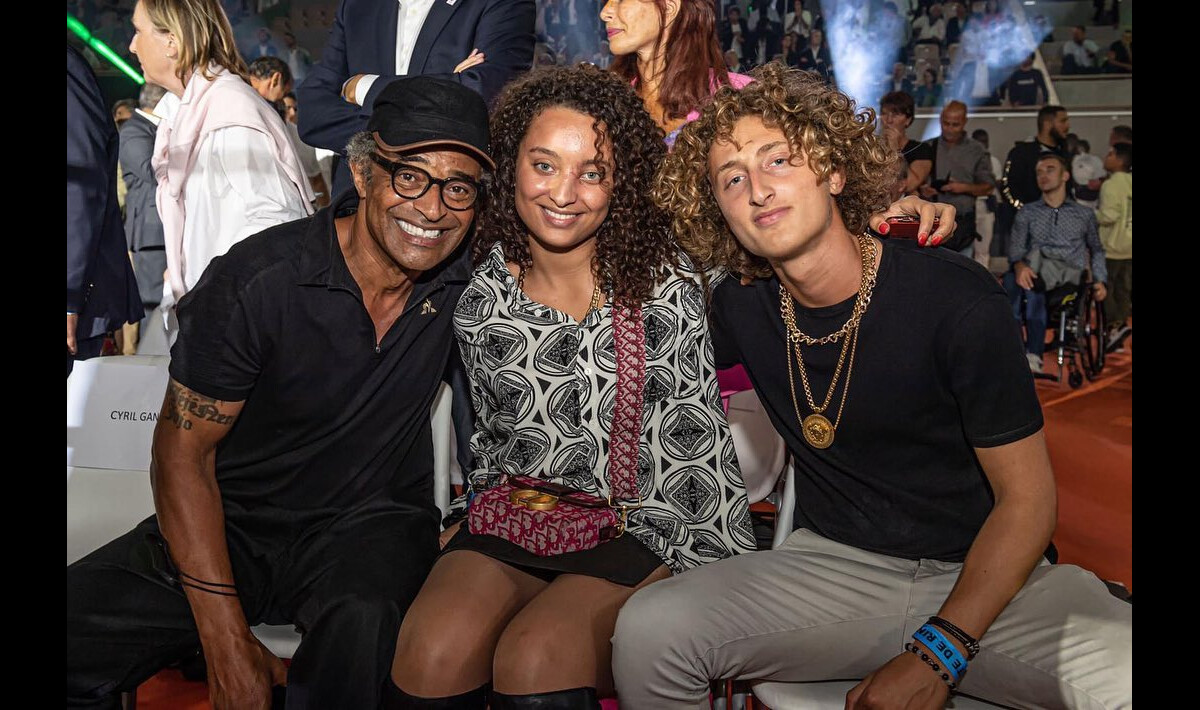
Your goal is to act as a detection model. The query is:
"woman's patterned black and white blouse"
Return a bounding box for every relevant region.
[452,244,756,573]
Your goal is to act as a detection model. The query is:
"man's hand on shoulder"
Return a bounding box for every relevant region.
[845,651,951,710]
[205,631,287,710]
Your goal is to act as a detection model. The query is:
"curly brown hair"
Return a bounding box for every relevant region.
[474,63,679,304]
[654,63,897,279]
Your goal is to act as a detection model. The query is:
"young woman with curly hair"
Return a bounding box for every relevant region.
[384,63,755,710]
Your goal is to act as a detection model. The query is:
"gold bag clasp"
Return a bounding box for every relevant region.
[509,488,559,511]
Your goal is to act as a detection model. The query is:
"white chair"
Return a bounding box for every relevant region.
[430,381,455,520]
[725,388,787,506]
[723,387,796,550]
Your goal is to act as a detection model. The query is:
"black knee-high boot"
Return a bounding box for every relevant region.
[381,679,490,709]
[489,687,601,710]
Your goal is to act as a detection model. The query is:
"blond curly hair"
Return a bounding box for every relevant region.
[653,63,899,279]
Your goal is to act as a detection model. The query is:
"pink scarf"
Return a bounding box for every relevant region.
[153,65,314,302]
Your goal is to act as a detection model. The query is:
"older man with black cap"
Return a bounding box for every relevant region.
[68,76,493,710]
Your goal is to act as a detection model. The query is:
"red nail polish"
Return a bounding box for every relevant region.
[878,221,890,234]
[918,232,928,245]
[931,235,943,246]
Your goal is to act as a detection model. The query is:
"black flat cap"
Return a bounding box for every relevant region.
[367,75,494,170]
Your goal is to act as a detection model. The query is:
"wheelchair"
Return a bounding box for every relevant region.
[1037,275,1107,389]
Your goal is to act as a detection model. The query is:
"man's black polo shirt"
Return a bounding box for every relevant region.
[169,190,471,530]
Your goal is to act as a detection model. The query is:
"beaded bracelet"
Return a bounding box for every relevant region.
[929,616,981,660]
[905,642,957,691]
[914,624,968,682]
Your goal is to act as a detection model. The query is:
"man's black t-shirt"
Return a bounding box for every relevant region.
[1004,67,1048,106]
[169,190,471,529]
[1106,40,1131,72]
[711,240,1043,562]
[902,139,933,167]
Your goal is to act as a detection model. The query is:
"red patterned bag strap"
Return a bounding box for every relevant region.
[609,301,645,501]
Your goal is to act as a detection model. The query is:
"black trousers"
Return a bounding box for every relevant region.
[67,505,438,709]
[994,203,1016,258]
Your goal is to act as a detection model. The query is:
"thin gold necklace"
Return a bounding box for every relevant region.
[518,265,603,313]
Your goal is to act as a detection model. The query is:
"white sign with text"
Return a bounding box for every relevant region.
[67,355,171,471]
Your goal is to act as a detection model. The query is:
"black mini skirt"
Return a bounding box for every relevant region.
[441,526,666,587]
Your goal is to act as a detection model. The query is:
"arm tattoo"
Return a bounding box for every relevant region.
[164,381,237,431]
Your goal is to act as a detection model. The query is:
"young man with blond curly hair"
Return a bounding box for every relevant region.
[610,63,1131,710]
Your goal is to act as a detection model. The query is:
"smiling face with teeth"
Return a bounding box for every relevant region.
[515,106,614,257]
[350,145,482,277]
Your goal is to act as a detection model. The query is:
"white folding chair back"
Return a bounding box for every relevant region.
[725,388,788,505]
[431,381,455,521]
[771,460,796,550]
[67,467,156,565]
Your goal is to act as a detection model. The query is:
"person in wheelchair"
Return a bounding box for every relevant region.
[1004,153,1107,373]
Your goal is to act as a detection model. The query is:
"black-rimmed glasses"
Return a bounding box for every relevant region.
[369,154,482,210]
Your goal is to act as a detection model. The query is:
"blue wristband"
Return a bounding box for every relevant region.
[914,624,968,682]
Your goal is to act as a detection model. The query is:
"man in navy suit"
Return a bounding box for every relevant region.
[298,0,535,196]
[67,44,142,376]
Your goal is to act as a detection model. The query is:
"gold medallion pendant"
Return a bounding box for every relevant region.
[801,414,834,449]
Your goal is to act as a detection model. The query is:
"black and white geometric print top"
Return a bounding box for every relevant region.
[451,243,756,573]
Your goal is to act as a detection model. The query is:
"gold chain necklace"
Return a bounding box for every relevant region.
[780,234,878,449]
[783,235,879,346]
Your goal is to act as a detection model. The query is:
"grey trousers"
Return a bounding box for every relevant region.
[612,529,1131,709]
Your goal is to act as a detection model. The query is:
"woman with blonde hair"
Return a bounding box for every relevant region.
[129,0,313,318]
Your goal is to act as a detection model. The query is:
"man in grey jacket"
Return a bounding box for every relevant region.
[119,82,169,341]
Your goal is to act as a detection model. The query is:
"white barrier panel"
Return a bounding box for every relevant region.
[66,466,156,564]
[67,355,171,471]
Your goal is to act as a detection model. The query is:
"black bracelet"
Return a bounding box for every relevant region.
[153,534,239,592]
[178,570,237,589]
[180,580,240,597]
[905,642,957,691]
[928,616,980,660]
